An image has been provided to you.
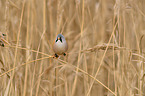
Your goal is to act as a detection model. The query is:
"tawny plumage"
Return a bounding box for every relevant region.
[53,34,68,57]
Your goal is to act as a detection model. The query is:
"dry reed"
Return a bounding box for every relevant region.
[0,0,145,96]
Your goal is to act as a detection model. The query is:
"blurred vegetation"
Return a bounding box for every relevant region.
[0,0,145,96]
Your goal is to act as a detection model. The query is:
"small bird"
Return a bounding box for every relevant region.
[53,34,68,58]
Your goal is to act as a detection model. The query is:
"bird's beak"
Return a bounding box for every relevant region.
[58,37,60,40]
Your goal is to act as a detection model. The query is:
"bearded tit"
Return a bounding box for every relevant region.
[53,34,68,58]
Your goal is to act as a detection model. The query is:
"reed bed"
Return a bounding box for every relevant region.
[0,0,145,96]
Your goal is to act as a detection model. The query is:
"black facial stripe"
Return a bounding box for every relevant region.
[56,39,58,42]
[55,37,63,43]
[60,37,62,42]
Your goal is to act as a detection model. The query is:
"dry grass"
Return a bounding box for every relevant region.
[0,0,145,96]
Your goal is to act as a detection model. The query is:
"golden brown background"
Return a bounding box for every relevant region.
[0,0,145,96]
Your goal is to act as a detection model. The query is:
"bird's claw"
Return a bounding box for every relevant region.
[54,53,59,58]
[63,53,66,56]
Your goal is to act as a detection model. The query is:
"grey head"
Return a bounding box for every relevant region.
[55,34,66,43]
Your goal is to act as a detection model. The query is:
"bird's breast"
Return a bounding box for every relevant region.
[53,41,68,55]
